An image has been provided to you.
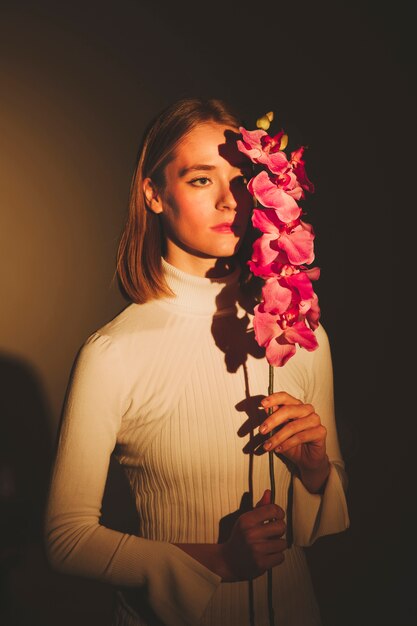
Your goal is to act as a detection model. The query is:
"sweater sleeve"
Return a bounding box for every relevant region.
[290,324,350,546]
[44,332,221,626]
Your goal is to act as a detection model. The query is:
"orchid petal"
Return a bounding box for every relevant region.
[290,147,315,193]
[249,237,286,277]
[306,294,321,330]
[259,151,289,174]
[262,278,292,314]
[239,127,268,144]
[236,140,262,163]
[277,222,315,265]
[250,171,301,223]
[290,147,305,164]
[284,322,319,351]
[248,260,276,278]
[251,207,282,234]
[253,305,282,346]
[285,272,315,301]
[237,127,268,162]
[251,233,279,266]
[305,266,321,281]
[266,338,296,367]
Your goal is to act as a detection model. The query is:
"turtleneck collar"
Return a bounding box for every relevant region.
[159,257,241,317]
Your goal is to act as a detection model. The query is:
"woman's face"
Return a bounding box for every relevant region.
[144,122,254,276]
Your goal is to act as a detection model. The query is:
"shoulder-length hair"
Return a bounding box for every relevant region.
[116,97,257,304]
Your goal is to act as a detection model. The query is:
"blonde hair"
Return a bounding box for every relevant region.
[116,97,256,304]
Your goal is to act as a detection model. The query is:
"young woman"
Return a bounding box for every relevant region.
[44,97,349,626]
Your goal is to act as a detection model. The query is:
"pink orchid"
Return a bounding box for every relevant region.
[236,119,319,370]
[253,303,319,367]
[237,127,291,175]
[285,267,321,325]
[251,209,315,266]
[261,269,320,320]
[248,171,302,221]
[236,127,268,161]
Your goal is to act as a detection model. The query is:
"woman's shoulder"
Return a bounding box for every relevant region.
[312,322,330,347]
[79,298,175,362]
[90,299,167,339]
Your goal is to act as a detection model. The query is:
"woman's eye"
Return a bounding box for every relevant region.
[189,174,249,187]
[189,177,211,186]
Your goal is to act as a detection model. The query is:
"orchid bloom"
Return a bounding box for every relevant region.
[237,127,291,175]
[261,268,320,318]
[248,171,303,221]
[251,208,315,266]
[237,118,320,368]
[253,303,319,367]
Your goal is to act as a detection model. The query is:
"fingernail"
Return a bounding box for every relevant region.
[261,398,268,406]
[259,424,268,434]
[264,441,272,450]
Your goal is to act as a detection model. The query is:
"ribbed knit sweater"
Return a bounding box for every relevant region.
[45,259,349,626]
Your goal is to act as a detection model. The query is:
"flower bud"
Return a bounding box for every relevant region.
[279,134,288,150]
[256,115,271,130]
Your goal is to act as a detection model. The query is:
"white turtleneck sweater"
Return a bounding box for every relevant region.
[45,259,349,626]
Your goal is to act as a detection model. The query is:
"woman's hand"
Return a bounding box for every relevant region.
[259,391,330,493]
[220,489,287,582]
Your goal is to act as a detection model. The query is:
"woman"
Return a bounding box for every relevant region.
[44,97,349,626]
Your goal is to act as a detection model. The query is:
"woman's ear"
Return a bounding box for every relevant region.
[143,177,163,214]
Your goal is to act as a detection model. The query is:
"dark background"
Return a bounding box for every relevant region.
[0,0,414,624]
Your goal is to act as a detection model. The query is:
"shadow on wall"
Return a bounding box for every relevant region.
[0,352,113,626]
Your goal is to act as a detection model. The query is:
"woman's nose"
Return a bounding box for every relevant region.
[215,182,238,212]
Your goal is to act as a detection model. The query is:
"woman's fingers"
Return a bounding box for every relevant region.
[259,403,316,435]
[224,496,290,580]
[277,425,327,454]
[255,489,271,508]
[248,519,287,542]
[256,537,288,555]
[239,503,285,530]
[261,391,302,409]
[254,538,288,571]
[264,421,327,453]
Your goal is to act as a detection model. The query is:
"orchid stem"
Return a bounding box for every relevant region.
[267,364,275,626]
[268,364,275,504]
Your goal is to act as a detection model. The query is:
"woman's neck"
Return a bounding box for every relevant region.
[160,257,241,316]
[163,251,237,278]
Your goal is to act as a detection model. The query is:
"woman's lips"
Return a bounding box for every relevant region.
[210,222,240,234]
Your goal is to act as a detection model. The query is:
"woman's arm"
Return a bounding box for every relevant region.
[44,332,221,626]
